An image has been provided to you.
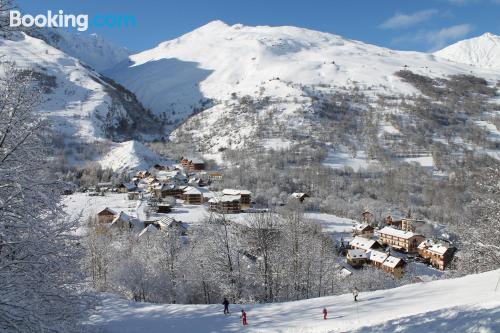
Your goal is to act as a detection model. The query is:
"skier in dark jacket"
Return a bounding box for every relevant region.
[223,297,230,315]
[323,308,328,320]
[353,287,359,302]
[241,309,248,326]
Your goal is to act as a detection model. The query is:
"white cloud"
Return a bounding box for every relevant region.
[381,9,439,29]
[393,24,473,51]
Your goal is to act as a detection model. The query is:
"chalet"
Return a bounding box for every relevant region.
[378,226,425,253]
[156,204,172,213]
[208,195,242,214]
[127,191,141,200]
[385,215,403,229]
[352,224,375,238]
[96,182,112,192]
[136,170,151,179]
[382,256,406,278]
[367,249,389,268]
[180,156,205,171]
[417,239,455,270]
[182,186,203,204]
[161,184,187,198]
[138,224,159,238]
[117,183,136,193]
[110,211,139,230]
[153,183,171,199]
[222,189,251,208]
[96,207,116,223]
[208,171,223,181]
[157,216,188,235]
[289,192,310,202]
[350,236,380,252]
[347,249,368,268]
[361,211,374,223]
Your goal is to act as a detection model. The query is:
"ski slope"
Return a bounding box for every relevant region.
[89,269,500,333]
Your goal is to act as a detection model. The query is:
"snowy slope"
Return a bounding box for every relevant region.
[89,269,500,333]
[0,32,167,170]
[99,140,171,171]
[29,28,130,72]
[435,33,500,70]
[106,21,500,153]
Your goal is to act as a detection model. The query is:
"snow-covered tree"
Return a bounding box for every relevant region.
[0,63,91,332]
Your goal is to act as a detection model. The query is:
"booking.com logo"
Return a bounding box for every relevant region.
[9,10,136,32]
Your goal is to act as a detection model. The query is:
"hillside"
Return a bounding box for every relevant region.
[0,31,165,168]
[106,21,500,161]
[88,269,500,333]
[28,28,130,72]
[435,33,500,70]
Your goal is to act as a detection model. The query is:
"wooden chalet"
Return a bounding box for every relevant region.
[96,207,116,223]
[180,156,205,171]
[379,226,425,253]
[347,249,368,268]
[352,223,375,238]
[350,236,380,252]
[181,186,203,204]
[367,250,389,269]
[222,189,251,208]
[417,239,455,270]
[208,195,242,214]
[361,211,374,223]
[382,256,406,278]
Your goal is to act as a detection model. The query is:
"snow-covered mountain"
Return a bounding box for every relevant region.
[106,21,500,155]
[0,32,164,168]
[89,269,500,333]
[434,33,500,70]
[28,28,130,72]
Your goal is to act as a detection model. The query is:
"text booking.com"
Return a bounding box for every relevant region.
[9,10,136,31]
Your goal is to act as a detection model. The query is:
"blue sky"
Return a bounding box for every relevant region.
[16,0,500,53]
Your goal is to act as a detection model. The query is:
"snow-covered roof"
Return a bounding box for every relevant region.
[183,186,202,195]
[290,192,308,198]
[379,226,422,240]
[353,223,373,232]
[350,236,377,251]
[98,207,117,215]
[222,189,251,196]
[208,195,241,203]
[418,239,451,255]
[383,256,404,269]
[367,250,389,264]
[139,224,159,237]
[347,249,368,259]
[112,211,131,223]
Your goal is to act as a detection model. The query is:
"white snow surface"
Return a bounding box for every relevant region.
[107,21,500,130]
[32,29,130,72]
[99,140,171,171]
[435,33,500,70]
[89,269,500,333]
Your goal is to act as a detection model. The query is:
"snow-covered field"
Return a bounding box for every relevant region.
[88,269,500,333]
[322,149,380,172]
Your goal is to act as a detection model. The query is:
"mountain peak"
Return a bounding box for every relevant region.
[195,20,231,32]
[434,32,500,70]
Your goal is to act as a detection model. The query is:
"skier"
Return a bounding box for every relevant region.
[353,287,359,302]
[323,308,328,320]
[241,309,248,326]
[223,297,230,315]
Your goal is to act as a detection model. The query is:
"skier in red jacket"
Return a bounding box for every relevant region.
[241,309,248,326]
[323,308,328,320]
